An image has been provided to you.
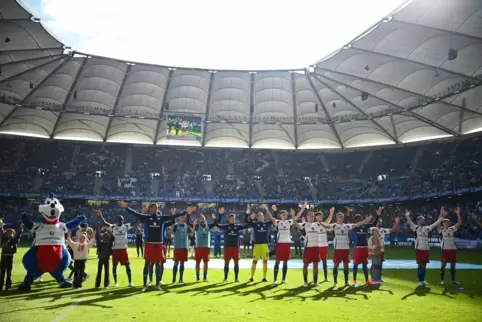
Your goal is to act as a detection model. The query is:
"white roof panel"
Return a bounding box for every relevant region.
[0,0,481,149]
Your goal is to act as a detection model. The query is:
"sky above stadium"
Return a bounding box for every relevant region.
[23,0,406,70]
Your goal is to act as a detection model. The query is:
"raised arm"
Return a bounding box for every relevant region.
[427,208,447,232]
[262,204,276,226]
[117,200,147,221]
[294,202,308,221]
[88,230,96,247]
[451,207,463,230]
[95,209,113,227]
[21,213,35,231]
[161,207,192,222]
[390,216,400,233]
[471,213,482,228]
[351,215,374,229]
[324,207,335,225]
[211,213,229,229]
[404,210,417,231]
[65,215,86,230]
[66,230,75,248]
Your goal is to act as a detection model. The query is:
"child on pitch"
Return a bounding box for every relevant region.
[67,229,96,289]
[368,227,382,284]
[0,221,21,291]
[95,227,114,288]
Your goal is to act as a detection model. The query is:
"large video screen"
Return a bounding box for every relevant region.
[166,115,202,141]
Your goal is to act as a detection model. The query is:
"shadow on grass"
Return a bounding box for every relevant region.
[0,286,141,313]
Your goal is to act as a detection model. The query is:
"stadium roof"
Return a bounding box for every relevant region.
[0,0,481,149]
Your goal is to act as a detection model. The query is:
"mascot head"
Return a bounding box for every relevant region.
[39,193,64,223]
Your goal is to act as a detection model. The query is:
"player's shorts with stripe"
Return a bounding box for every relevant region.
[112,249,130,266]
[441,249,456,263]
[304,246,320,263]
[224,246,240,261]
[416,249,430,265]
[275,243,291,261]
[353,247,369,265]
[144,243,165,263]
[318,246,328,262]
[381,251,385,262]
[253,243,269,260]
[174,248,188,262]
[195,247,210,262]
[333,249,350,264]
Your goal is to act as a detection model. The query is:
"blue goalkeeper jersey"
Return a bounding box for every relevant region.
[125,207,185,244]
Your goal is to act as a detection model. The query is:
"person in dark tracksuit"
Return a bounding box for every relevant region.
[95,230,114,288]
[292,226,302,256]
[135,225,144,258]
[0,228,20,290]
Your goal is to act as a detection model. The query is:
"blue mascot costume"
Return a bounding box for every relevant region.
[19,193,86,291]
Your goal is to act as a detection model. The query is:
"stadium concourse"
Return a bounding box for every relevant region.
[1,0,482,321]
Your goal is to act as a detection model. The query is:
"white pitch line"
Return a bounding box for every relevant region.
[51,297,83,322]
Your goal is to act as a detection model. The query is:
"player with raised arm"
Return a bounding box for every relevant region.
[213,209,250,282]
[192,213,215,282]
[316,207,335,282]
[266,204,305,285]
[319,211,373,287]
[116,202,189,291]
[405,207,446,286]
[350,207,381,287]
[171,207,195,284]
[246,205,275,283]
[97,209,136,287]
[293,211,322,287]
[368,213,399,283]
[440,207,463,285]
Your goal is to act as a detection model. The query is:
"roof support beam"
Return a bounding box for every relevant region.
[154,69,174,144]
[350,47,480,82]
[0,54,64,68]
[50,57,88,139]
[458,110,464,134]
[201,72,215,146]
[314,66,482,116]
[0,104,17,129]
[316,72,459,137]
[305,73,344,149]
[20,56,71,105]
[312,73,399,143]
[0,56,68,130]
[0,55,64,86]
[390,114,398,142]
[0,47,64,53]
[249,73,254,148]
[290,72,299,148]
[391,19,482,43]
[104,64,132,142]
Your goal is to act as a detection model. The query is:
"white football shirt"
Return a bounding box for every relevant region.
[111,223,132,249]
[406,215,442,250]
[302,222,322,247]
[32,222,67,246]
[276,219,293,243]
[329,223,354,250]
[317,224,330,247]
[441,226,458,250]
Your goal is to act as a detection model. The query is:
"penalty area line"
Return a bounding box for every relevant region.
[51,296,83,322]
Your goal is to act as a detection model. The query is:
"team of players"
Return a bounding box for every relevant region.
[87,202,465,290]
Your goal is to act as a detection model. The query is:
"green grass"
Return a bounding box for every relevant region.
[1,247,482,322]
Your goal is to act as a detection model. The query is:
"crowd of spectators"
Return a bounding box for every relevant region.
[0,136,480,201]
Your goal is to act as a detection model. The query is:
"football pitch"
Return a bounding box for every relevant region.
[1,247,482,322]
